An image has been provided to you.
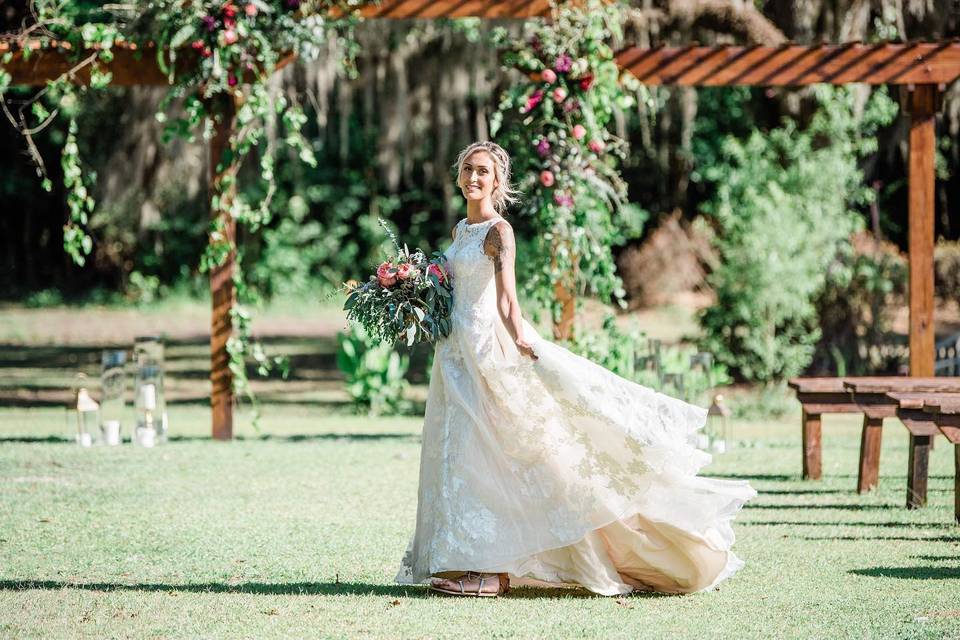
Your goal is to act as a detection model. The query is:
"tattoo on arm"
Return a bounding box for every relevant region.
[486,224,514,274]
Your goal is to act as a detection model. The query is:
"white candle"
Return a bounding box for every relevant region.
[101,420,121,446]
[77,432,92,447]
[136,427,156,448]
[139,384,157,411]
[713,440,727,454]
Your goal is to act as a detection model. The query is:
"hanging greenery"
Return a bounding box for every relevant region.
[0,1,362,414]
[490,0,648,339]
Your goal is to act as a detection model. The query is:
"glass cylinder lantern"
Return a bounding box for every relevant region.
[74,385,99,447]
[706,393,732,453]
[99,350,127,445]
[134,336,166,446]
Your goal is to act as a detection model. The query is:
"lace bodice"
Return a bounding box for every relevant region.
[443,216,506,330]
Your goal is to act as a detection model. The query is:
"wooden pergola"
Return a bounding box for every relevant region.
[3,2,959,440]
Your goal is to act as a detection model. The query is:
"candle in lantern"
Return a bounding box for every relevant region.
[136,427,156,447]
[139,384,157,411]
[101,420,121,446]
[77,432,93,447]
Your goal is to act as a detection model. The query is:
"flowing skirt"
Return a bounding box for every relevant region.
[395,311,756,596]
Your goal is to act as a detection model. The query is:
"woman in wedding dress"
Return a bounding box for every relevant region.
[394,140,757,597]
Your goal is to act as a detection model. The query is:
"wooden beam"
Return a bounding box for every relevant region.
[906,85,938,377]
[0,42,180,87]
[348,0,553,18]
[209,95,238,441]
[615,43,960,86]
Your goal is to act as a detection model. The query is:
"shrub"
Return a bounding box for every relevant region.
[698,86,898,383]
[335,323,411,416]
[935,241,960,301]
[812,232,907,375]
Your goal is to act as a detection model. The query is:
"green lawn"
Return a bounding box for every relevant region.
[1,405,959,639]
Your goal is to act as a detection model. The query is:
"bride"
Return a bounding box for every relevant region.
[394,140,757,597]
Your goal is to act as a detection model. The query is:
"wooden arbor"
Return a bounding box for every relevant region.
[4,5,960,439]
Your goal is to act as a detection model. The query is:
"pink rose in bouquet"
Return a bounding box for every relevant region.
[397,263,419,281]
[427,262,448,284]
[377,261,397,287]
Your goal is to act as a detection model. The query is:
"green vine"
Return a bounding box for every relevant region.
[1,1,361,421]
[490,0,648,337]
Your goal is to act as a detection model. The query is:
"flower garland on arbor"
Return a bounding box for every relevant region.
[0,0,362,415]
[491,0,647,340]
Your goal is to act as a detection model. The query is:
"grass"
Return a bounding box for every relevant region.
[1,302,959,638]
[1,407,959,639]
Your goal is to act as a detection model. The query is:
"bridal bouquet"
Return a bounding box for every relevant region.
[343,221,454,347]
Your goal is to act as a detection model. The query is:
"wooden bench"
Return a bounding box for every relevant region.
[843,378,960,493]
[787,377,861,481]
[788,377,960,494]
[922,395,960,523]
[886,392,960,509]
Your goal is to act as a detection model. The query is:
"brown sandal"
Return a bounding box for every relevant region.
[429,572,510,597]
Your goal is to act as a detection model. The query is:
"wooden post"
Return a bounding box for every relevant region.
[857,415,884,493]
[906,85,938,378]
[209,95,238,441]
[550,240,578,341]
[801,410,822,480]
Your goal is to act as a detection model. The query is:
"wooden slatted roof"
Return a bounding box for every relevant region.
[5,40,960,88]
[614,42,960,86]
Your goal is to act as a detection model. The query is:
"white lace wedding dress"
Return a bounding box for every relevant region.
[394,215,757,596]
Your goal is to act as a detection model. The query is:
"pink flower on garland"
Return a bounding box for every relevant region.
[572,124,587,140]
[553,191,574,207]
[227,72,238,87]
[541,68,557,84]
[554,54,573,73]
[245,3,258,16]
[223,29,238,45]
[521,89,544,113]
[579,74,594,91]
[563,98,580,114]
[539,170,555,187]
[552,87,568,103]
[588,139,605,153]
[535,138,551,157]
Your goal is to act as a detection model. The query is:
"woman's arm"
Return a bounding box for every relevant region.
[484,221,538,360]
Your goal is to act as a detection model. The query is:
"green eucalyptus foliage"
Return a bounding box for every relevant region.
[698,86,899,382]
[336,322,412,416]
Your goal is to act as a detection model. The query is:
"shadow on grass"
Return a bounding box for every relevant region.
[0,579,673,600]
[797,535,960,542]
[746,503,897,510]
[742,520,956,528]
[755,488,849,495]
[849,566,960,580]
[0,433,419,444]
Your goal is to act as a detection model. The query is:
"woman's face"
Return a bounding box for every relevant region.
[458,151,498,203]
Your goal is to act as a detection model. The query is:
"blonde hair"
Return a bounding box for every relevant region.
[452,141,522,215]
